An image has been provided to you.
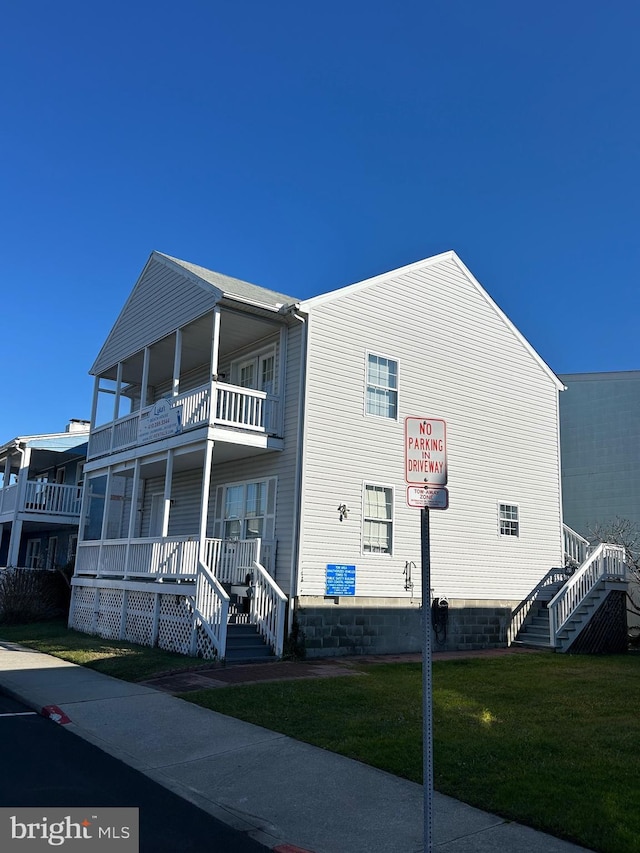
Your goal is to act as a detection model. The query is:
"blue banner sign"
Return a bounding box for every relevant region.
[326,564,356,596]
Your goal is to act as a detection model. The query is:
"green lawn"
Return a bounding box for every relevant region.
[181,654,640,853]
[2,621,638,852]
[0,620,211,682]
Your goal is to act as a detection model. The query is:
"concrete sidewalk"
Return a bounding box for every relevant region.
[0,640,590,853]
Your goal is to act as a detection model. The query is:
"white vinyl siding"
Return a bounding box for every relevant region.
[298,254,563,601]
[92,256,220,376]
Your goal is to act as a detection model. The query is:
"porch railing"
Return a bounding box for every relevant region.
[75,536,200,579]
[563,523,590,566]
[88,382,282,459]
[76,536,276,581]
[22,481,83,517]
[0,483,18,515]
[548,543,626,646]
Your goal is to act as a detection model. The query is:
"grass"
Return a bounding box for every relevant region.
[0,619,210,682]
[181,654,640,853]
[2,621,639,852]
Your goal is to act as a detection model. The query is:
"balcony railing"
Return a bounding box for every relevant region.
[0,481,82,518]
[88,382,282,459]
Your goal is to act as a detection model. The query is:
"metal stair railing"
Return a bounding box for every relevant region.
[548,543,626,647]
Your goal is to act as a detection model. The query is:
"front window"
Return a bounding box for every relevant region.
[224,481,266,539]
[499,503,519,537]
[83,475,107,540]
[363,484,393,554]
[366,354,398,419]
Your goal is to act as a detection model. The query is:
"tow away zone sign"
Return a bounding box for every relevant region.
[407,486,449,509]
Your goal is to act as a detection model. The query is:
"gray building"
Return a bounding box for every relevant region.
[559,371,640,539]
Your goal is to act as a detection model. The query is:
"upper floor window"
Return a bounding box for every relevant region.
[366,354,398,419]
[499,503,519,537]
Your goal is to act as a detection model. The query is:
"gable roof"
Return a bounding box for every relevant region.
[158,253,298,311]
[299,250,564,391]
[91,252,299,375]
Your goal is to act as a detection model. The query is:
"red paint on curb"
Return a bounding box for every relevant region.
[273,846,316,853]
[41,705,72,725]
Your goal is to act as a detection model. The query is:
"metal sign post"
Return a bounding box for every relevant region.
[404,416,448,853]
[421,504,433,853]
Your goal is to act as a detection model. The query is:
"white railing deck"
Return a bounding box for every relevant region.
[88,382,282,459]
[548,542,626,645]
[0,481,82,518]
[74,535,286,658]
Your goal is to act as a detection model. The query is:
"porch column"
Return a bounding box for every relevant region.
[90,376,100,429]
[113,362,123,421]
[161,450,174,538]
[209,307,221,428]
[172,329,182,397]
[198,440,214,562]
[124,459,141,579]
[7,445,30,567]
[2,454,11,490]
[211,306,221,378]
[140,346,150,409]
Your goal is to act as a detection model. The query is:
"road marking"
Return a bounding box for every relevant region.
[0,711,38,717]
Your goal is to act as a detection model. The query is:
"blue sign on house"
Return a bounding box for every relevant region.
[326,564,356,596]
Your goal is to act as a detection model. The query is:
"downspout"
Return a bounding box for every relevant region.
[287,306,309,635]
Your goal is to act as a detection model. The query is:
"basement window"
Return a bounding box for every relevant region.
[499,503,519,537]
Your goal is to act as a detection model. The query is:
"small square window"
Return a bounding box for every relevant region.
[499,503,519,537]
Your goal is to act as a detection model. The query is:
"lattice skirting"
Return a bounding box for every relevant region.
[68,580,217,659]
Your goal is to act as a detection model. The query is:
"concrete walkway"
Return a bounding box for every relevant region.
[0,640,590,853]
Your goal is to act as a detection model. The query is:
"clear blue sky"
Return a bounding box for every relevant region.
[1,1,639,439]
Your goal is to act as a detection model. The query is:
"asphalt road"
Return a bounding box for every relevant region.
[0,691,269,852]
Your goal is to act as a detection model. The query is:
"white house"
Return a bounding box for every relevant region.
[68,251,627,659]
[0,421,90,571]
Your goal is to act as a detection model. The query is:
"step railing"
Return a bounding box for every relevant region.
[548,543,626,646]
[248,561,287,657]
[563,523,591,566]
[507,567,571,645]
[190,560,230,658]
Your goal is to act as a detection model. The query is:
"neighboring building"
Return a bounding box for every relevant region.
[0,421,90,571]
[559,371,640,538]
[67,251,626,659]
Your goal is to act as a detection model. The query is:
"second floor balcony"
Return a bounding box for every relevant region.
[88,381,283,460]
[0,480,83,520]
